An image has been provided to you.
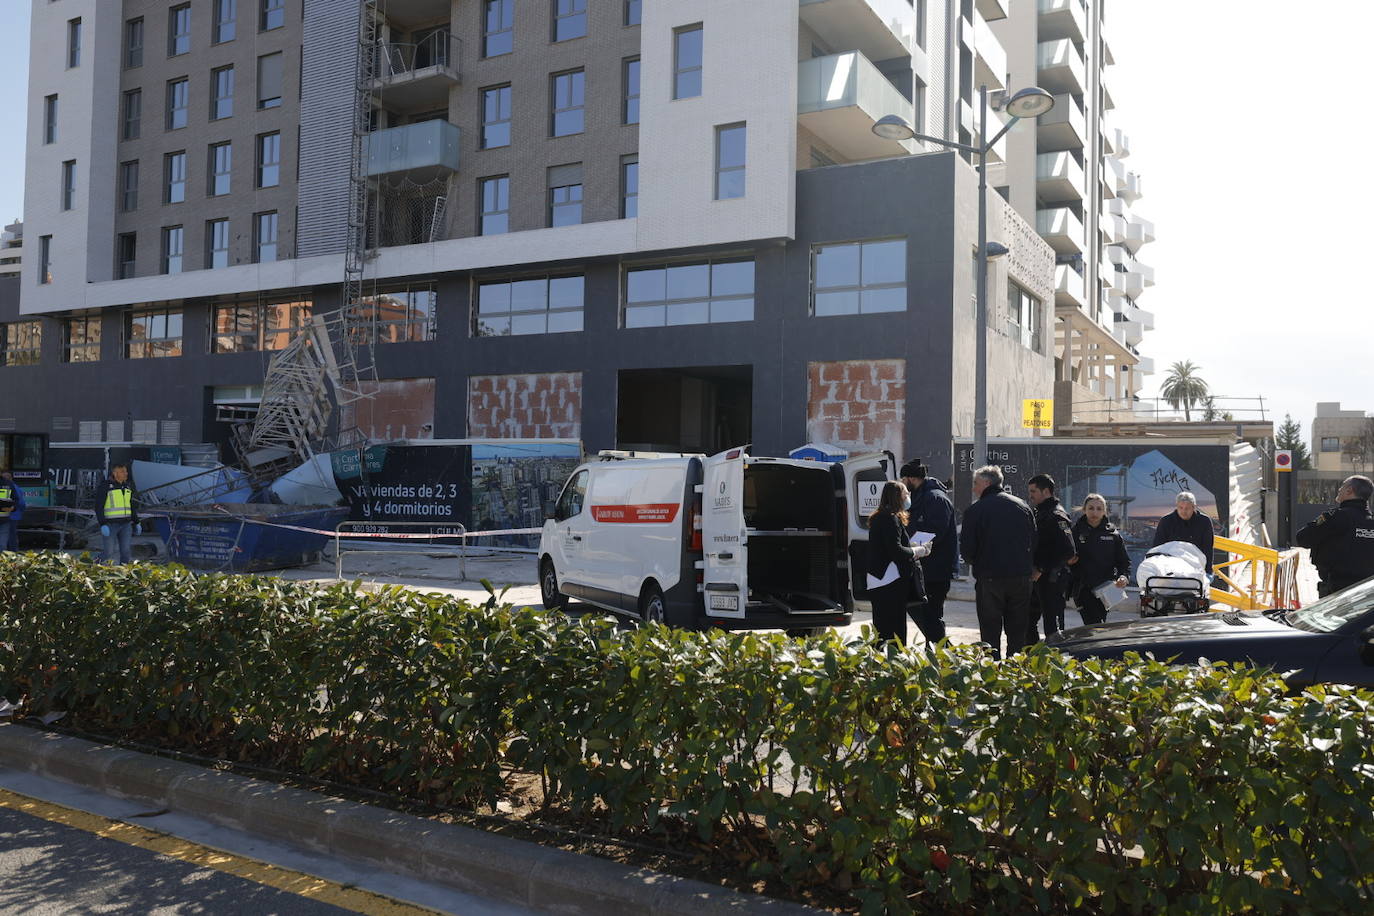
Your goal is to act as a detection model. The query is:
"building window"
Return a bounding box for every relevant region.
[127,308,183,359]
[483,0,513,57]
[674,25,703,99]
[481,85,511,149]
[60,160,76,211]
[624,259,755,328]
[1321,437,1341,452]
[125,18,144,68]
[553,0,587,41]
[1,322,42,367]
[1007,281,1043,352]
[64,316,101,363]
[166,78,189,130]
[214,0,237,43]
[213,298,311,353]
[209,142,232,196]
[168,4,192,56]
[548,164,582,228]
[122,89,142,140]
[67,18,82,68]
[253,211,278,263]
[116,232,137,279]
[621,156,638,218]
[625,0,641,26]
[551,69,585,137]
[211,66,234,119]
[120,161,139,212]
[38,236,52,285]
[479,176,509,235]
[812,238,907,316]
[257,52,283,109]
[261,0,285,31]
[357,286,437,344]
[256,132,281,187]
[43,95,58,144]
[715,123,746,199]
[162,226,184,274]
[165,151,187,203]
[475,275,584,336]
[206,218,231,269]
[623,58,640,124]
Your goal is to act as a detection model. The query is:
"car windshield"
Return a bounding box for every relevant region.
[1282,577,1374,634]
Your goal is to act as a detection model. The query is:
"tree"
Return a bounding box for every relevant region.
[1343,418,1374,474]
[1276,414,1313,470]
[1161,360,1210,421]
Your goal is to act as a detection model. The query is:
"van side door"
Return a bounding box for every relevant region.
[701,450,748,620]
[551,469,591,594]
[839,451,897,602]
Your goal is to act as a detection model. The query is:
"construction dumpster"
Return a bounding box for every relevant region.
[149,504,349,572]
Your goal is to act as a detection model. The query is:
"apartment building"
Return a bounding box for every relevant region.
[990,0,1155,428]
[1312,402,1374,474]
[0,222,21,279]
[5,0,1055,476]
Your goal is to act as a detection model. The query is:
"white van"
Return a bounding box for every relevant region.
[538,448,896,632]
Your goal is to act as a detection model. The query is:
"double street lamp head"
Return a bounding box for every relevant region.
[871,87,1055,145]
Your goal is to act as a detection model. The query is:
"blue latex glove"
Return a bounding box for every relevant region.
[100,525,110,537]
[134,523,143,536]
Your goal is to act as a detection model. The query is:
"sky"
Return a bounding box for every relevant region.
[0,2,1366,440]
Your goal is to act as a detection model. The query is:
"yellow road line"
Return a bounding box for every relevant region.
[0,787,444,916]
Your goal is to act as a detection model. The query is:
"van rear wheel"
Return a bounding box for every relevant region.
[639,584,666,626]
[540,558,565,611]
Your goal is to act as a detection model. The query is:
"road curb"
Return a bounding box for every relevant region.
[0,723,822,915]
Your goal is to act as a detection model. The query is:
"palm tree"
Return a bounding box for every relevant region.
[1161,360,1209,421]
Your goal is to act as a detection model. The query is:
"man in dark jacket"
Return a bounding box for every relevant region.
[0,471,27,552]
[902,460,958,643]
[93,463,140,565]
[960,465,1037,659]
[1026,473,1075,642]
[1152,491,1215,574]
[1296,475,1374,597]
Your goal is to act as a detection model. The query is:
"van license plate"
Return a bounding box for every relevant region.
[709,595,738,612]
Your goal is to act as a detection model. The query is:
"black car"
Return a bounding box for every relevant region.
[1047,576,1374,689]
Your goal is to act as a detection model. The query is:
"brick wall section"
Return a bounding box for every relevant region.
[467,372,582,439]
[806,360,906,456]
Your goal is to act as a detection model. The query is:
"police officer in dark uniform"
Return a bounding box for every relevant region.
[1296,475,1374,598]
[1026,473,1075,642]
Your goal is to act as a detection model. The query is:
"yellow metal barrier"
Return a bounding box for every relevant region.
[1209,536,1303,611]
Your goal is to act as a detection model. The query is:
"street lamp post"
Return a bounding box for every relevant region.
[873,85,1055,469]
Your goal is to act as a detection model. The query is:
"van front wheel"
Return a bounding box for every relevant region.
[540,558,565,611]
[639,584,666,626]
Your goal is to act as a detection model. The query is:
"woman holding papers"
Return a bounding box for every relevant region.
[1067,493,1132,626]
[867,481,931,646]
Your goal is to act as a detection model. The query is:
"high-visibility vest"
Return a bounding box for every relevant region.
[104,485,133,519]
[0,485,13,519]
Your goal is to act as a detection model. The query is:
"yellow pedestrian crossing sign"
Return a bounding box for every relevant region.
[1022,399,1053,430]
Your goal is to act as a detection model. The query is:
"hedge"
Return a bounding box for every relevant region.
[1,552,1372,914]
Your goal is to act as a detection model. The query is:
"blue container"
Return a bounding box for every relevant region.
[151,505,350,572]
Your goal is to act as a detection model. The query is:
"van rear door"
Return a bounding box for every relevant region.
[701,449,748,619]
[840,451,897,601]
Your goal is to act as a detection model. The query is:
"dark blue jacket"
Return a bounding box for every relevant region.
[960,484,1037,579]
[906,477,958,582]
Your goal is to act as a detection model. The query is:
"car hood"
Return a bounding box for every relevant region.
[1048,610,1306,656]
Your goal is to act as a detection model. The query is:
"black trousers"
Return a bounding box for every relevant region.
[1028,571,1068,643]
[870,577,911,646]
[909,578,949,644]
[1077,588,1108,625]
[974,576,1032,660]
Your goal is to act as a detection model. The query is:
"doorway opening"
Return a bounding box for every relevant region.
[616,366,752,454]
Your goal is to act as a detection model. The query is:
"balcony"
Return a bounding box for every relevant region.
[1055,263,1085,309]
[370,32,462,112]
[1037,39,1085,95]
[1104,212,1126,245]
[976,0,1008,21]
[1115,317,1144,347]
[1037,0,1086,43]
[1114,127,1131,158]
[798,52,915,160]
[1036,94,1085,151]
[972,13,1007,90]
[1036,151,1084,203]
[366,119,461,181]
[382,0,453,28]
[1136,355,1155,375]
[1117,169,1142,203]
[1125,303,1156,331]
[1123,214,1155,253]
[800,0,916,62]
[1037,207,1084,255]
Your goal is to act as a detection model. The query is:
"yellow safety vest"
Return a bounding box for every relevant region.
[0,485,13,519]
[104,486,133,520]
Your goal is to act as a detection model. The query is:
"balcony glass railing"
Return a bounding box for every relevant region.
[366,119,461,177]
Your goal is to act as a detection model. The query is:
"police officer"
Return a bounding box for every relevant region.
[1026,473,1075,642]
[1295,475,1374,598]
[901,460,958,644]
[0,471,27,552]
[94,463,140,565]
